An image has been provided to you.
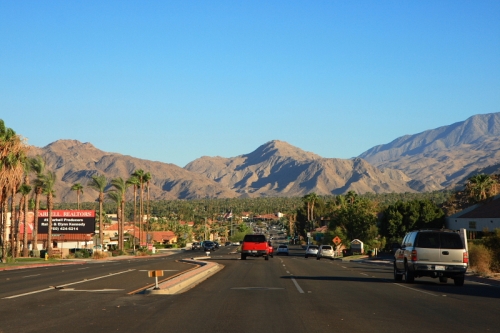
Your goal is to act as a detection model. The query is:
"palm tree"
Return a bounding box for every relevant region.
[88,174,107,249]
[110,177,128,250]
[18,183,31,257]
[126,175,140,251]
[107,190,121,250]
[71,183,84,209]
[144,172,152,245]
[131,170,146,247]
[29,156,45,256]
[40,171,56,256]
[466,174,496,202]
[0,120,26,262]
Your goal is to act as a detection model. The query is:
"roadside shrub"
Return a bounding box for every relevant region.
[93,251,107,259]
[468,243,492,277]
[482,229,500,272]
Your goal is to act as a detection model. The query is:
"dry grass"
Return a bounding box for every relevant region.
[468,243,492,277]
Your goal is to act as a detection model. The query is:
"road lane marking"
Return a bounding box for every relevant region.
[394,283,438,296]
[2,287,53,299]
[291,277,304,294]
[22,274,41,278]
[59,288,124,292]
[3,269,135,299]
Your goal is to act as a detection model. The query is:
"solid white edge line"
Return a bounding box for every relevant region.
[291,277,304,293]
[394,283,438,296]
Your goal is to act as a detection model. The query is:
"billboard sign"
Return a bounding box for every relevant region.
[38,210,96,234]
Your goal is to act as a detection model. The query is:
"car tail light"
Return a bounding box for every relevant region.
[463,251,469,264]
[411,250,417,261]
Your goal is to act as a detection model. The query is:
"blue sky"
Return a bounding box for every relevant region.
[1,1,499,167]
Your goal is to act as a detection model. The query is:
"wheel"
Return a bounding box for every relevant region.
[404,262,414,283]
[439,276,448,283]
[394,264,403,281]
[286,253,289,256]
[265,255,269,261]
[454,275,465,286]
[305,255,308,258]
[241,254,247,260]
[316,256,320,260]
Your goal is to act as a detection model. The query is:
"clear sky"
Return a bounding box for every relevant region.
[1,1,499,167]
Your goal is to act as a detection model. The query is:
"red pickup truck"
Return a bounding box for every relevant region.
[240,234,271,260]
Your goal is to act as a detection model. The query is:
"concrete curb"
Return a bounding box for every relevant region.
[144,258,224,295]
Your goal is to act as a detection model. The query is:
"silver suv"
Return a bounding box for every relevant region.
[393,229,468,286]
[305,245,319,258]
[317,245,335,260]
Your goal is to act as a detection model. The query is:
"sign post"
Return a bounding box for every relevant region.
[148,270,164,290]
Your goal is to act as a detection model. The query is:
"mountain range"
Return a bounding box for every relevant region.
[28,112,500,203]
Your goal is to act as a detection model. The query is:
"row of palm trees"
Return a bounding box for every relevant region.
[84,169,152,252]
[0,120,154,261]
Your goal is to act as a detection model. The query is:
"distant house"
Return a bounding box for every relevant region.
[446,196,500,233]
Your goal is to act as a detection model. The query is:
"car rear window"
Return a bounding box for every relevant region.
[440,233,463,249]
[415,232,463,249]
[308,246,318,250]
[321,246,332,250]
[243,235,266,242]
[415,233,440,248]
[278,245,287,248]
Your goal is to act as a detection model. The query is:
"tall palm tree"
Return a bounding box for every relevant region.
[131,170,146,247]
[18,183,31,257]
[144,172,152,245]
[110,177,128,250]
[40,171,56,256]
[0,120,26,262]
[29,156,45,256]
[71,183,84,209]
[88,174,107,249]
[107,190,121,250]
[126,175,140,251]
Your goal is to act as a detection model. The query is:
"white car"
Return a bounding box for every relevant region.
[317,245,335,260]
[276,244,289,256]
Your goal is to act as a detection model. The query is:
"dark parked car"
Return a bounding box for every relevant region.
[213,241,220,249]
[203,241,217,251]
[191,242,201,250]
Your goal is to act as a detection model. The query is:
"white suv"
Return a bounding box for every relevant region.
[393,229,468,286]
[317,245,335,260]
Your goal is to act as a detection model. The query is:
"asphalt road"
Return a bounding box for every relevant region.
[1,245,499,333]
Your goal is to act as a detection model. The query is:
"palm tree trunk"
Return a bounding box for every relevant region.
[10,187,16,258]
[32,190,41,255]
[2,190,8,263]
[133,186,137,251]
[99,193,104,249]
[139,184,143,247]
[22,191,29,257]
[47,194,53,256]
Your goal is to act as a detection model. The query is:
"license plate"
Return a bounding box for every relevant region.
[435,265,445,271]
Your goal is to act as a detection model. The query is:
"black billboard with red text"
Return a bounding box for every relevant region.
[37,210,96,234]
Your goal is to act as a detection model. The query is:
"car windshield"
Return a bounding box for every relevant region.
[205,242,214,246]
[279,245,287,248]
